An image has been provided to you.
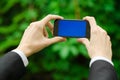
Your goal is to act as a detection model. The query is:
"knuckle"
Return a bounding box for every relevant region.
[30,22,36,26]
[97,25,100,28]
[97,26,107,35]
[47,14,52,18]
[84,16,95,21]
[107,36,111,40]
[28,21,43,30]
[90,16,95,20]
[102,30,107,35]
[92,29,98,34]
[91,16,95,19]
[110,42,112,46]
[84,16,89,19]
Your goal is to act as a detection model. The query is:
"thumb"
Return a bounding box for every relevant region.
[77,38,90,48]
[48,37,66,45]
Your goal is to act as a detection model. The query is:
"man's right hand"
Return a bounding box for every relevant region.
[77,16,112,61]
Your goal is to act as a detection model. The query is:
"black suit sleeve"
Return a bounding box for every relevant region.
[0,52,26,80]
[88,60,118,80]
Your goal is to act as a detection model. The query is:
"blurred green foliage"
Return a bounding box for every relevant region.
[0,0,120,80]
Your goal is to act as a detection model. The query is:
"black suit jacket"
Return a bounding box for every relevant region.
[0,52,118,80]
[0,52,26,80]
[88,60,118,80]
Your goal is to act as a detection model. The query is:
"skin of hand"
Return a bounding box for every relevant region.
[15,14,66,57]
[77,16,112,61]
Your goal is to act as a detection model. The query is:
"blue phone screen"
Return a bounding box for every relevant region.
[58,20,86,37]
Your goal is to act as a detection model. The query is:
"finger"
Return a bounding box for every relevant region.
[43,27,48,37]
[47,37,66,45]
[77,38,90,48]
[107,36,110,40]
[46,22,54,34]
[107,35,112,48]
[83,16,97,31]
[97,26,108,37]
[109,40,112,47]
[40,14,64,25]
[83,16,97,25]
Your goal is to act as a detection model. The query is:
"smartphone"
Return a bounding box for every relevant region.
[53,19,90,38]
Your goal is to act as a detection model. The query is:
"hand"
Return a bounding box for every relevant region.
[77,16,112,61]
[16,14,66,57]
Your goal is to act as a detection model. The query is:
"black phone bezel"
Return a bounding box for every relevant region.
[53,19,90,39]
[53,19,59,36]
[85,20,90,39]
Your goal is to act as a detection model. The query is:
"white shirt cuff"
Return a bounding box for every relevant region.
[90,56,113,67]
[12,49,29,67]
